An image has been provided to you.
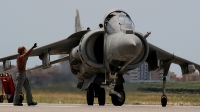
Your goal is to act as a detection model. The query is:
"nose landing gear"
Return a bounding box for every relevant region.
[111,86,125,106]
[107,73,125,106]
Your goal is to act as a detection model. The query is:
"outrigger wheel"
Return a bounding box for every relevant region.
[161,95,167,107]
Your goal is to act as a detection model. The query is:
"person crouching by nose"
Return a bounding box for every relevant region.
[13,43,38,106]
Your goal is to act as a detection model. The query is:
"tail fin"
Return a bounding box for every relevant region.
[75,9,82,32]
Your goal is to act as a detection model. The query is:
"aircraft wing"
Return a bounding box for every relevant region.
[0,30,88,62]
[147,43,200,75]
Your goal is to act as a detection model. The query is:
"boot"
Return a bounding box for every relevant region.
[28,102,37,106]
[14,103,23,106]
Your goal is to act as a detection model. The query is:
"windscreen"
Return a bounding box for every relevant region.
[105,12,135,33]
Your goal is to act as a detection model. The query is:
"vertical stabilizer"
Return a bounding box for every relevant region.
[75,9,82,32]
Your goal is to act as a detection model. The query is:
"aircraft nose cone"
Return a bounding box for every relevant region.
[118,34,143,59]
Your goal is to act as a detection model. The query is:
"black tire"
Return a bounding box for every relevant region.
[87,88,94,105]
[0,95,4,103]
[19,94,24,104]
[98,88,105,106]
[111,89,125,106]
[161,95,167,107]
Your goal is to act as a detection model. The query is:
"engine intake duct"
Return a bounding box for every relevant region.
[78,28,104,69]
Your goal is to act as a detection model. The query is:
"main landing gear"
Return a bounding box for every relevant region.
[86,84,105,106]
[86,84,126,106]
[86,73,126,106]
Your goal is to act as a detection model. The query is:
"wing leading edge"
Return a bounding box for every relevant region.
[0,30,89,62]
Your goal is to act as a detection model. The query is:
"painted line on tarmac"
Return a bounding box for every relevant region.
[38,105,80,108]
[0,103,81,108]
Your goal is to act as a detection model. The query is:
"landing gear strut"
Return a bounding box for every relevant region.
[161,76,167,107]
[107,73,125,106]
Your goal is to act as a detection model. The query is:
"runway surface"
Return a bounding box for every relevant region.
[0,103,200,112]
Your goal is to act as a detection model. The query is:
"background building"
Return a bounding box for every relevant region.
[128,68,139,82]
[138,62,151,81]
[182,72,200,82]
[128,62,180,82]
[151,71,163,81]
[129,62,151,82]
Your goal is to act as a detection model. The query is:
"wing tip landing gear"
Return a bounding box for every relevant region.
[161,95,167,107]
[161,75,167,107]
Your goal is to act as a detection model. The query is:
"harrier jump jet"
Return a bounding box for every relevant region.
[0,9,200,107]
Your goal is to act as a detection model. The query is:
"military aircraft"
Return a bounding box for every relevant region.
[0,9,200,107]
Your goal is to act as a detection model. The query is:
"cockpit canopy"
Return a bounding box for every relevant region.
[104,10,135,34]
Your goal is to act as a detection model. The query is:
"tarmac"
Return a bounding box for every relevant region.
[0,103,200,112]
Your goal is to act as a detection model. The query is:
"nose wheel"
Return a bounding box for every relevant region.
[111,90,125,106]
[111,86,125,106]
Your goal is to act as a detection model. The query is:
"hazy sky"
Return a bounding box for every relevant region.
[0,0,200,76]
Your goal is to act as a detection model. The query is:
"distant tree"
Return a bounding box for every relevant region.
[28,68,52,85]
[58,54,77,82]
[0,54,78,85]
